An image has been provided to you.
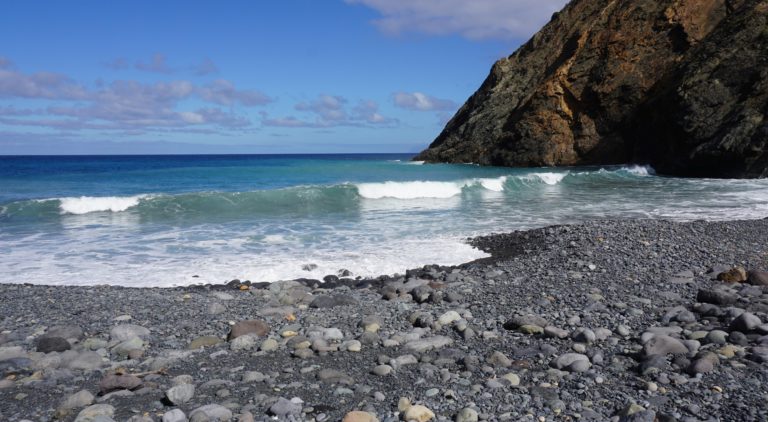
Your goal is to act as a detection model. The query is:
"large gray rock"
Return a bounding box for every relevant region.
[486,351,512,368]
[503,314,548,330]
[688,352,719,375]
[74,404,115,422]
[166,384,195,405]
[66,351,104,371]
[269,397,302,417]
[55,390,95,419]
[551,353,591,372]
[643,335,689,356]
[163,409,188,422]
[572,328,596,344]
[405,336,454,353]
[316,368,353,384]
[229,334,260,351]
[110,325,150,342]
[455,407,479,422]
[189,404,232,422]
[242,371,267,383]
[111,337,144,357]
[36,336,71,353]
[730,312,763,332]
[45,325,84,341]
[697,288,738,306]
[309,294,358,308]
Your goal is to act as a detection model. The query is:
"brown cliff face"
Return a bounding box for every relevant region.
[415,0,768,178]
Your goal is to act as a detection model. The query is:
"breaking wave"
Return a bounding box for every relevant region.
[0,166,656,220]
[56,195,151,214]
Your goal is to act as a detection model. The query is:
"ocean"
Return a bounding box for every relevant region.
[1,154,767,287]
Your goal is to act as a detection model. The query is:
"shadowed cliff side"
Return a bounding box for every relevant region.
[633,0,768,178]
[415,0,767,178]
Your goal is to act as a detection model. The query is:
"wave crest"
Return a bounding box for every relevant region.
[57,195,149,214]
[529,172,568,185]
[356,181,462,199]
[622,165,655,176]
[356,176,510,199]
[0,165,657,218]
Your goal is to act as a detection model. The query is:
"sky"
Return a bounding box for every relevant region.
[0,0,567,154]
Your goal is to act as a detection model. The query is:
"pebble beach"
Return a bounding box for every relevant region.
[2,218,768,422]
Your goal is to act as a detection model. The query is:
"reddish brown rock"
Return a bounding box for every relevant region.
[717,267,748,283]
[748,270,768,286]
[98,373,142,394]
[228,320,270,341]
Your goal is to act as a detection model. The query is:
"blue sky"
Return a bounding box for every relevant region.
[0,0,566,154]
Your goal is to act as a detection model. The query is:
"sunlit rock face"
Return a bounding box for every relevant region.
[416,0,768,178]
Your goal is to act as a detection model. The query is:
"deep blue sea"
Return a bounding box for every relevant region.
[1,154,767,286]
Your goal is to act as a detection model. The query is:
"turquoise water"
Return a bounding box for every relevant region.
[1,154,767,286]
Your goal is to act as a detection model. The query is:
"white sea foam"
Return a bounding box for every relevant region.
[57,195,148,214]
[262,234,289,244]
[622,165,655,176]
[357,181,464,199]
[0,230,490,287]
[478,176,508,192]
[356,176,509,199]
[531,172,568,185]
[407,161,425,165]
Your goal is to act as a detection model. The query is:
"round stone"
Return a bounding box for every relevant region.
[260,338,279,351]
[36,337,71,353]
[166,384,195,405]
[455,407,479,422]
[404,405,435,422]
[501,372,520,386]
[518,324,544,335]
[342,411,379,422]
[372,365,392,376]
[438,311,461,326]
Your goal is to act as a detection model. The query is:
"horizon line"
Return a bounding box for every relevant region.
[0,152,418,157]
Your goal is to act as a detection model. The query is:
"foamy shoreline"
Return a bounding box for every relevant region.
[2,219,768,420]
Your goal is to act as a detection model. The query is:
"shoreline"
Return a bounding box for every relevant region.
[2,218,768,421]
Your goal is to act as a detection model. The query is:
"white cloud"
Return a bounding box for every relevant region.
[352,100,395,124]
[262,116,321,128]
[0,67,88,100]
[295,95,348,121]
[264,95,397,128]
[393,91,456,111]
[0,62,266,133]
[104,58,130,70]
[194,58,219,76]
[346,0,568,40]
[135,53,173,73]
[0,57,13,69]
[198,79,273,106]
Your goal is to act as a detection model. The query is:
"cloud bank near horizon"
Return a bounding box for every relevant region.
[0,58,458,137]
[0,58,270,134]
[263,95,397,128]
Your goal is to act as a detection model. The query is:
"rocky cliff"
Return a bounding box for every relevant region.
[415,0,768,178]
